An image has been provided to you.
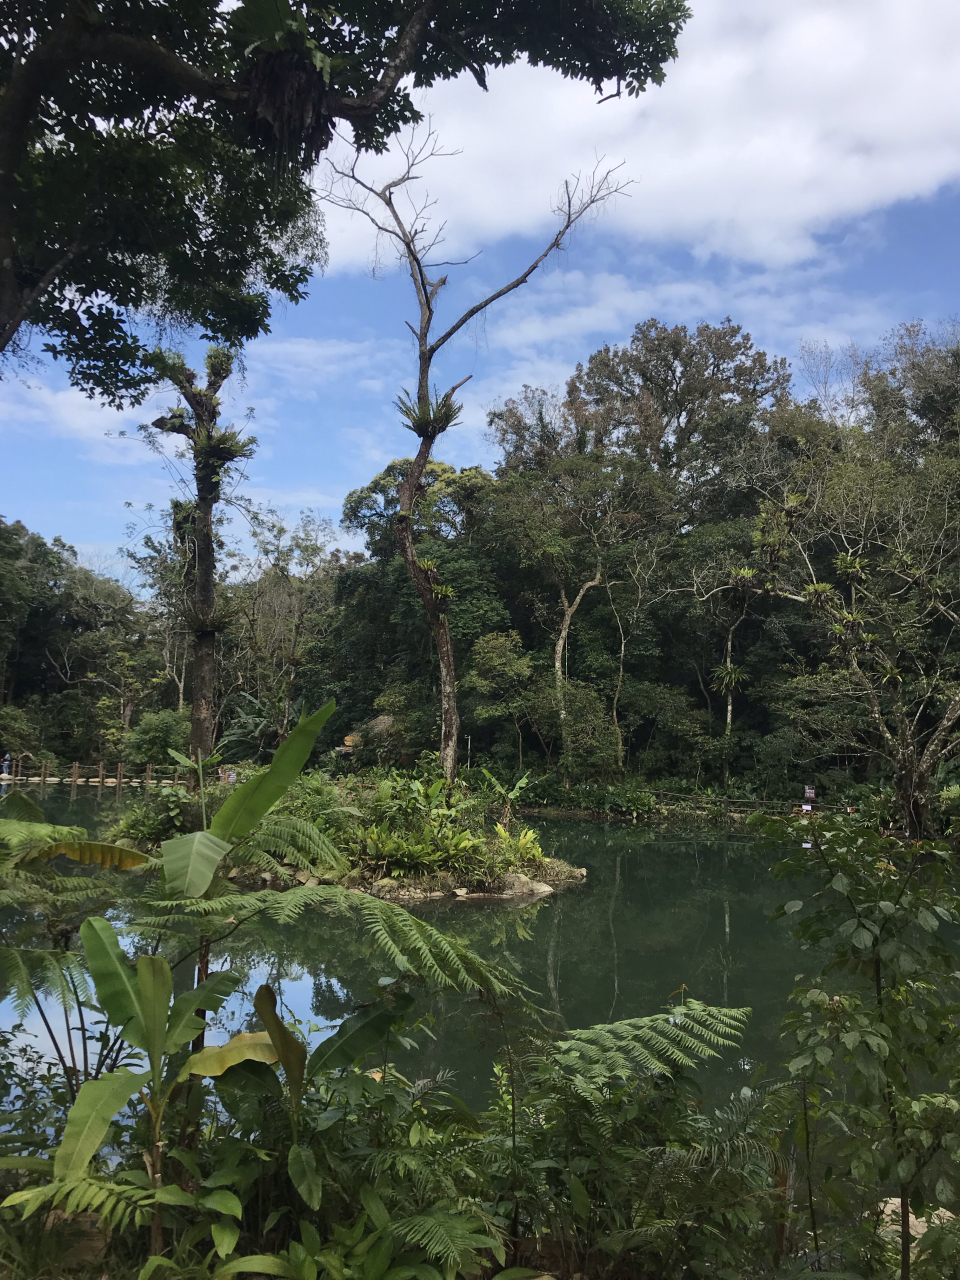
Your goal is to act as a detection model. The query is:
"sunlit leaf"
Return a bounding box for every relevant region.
[179,1031,278,1082]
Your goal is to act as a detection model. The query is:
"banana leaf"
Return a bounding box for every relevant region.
[210,701,335,844]
[54,1068,149,1178]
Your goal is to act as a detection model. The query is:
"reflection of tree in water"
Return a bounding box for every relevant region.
[607,853,621,1021]
[545,898,566,1028]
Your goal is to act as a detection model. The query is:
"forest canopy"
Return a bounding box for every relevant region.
[6,316,960,836]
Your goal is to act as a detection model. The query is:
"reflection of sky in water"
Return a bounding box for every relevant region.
[0,949,347,1074]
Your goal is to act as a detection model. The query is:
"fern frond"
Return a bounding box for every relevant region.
[3,1176,154,1231]
[0,792,46,823]
[135,883,520,996]
[0,820,86,865]
[0,946,89,1015]
[392,1210,500,1269]
[547,1002,750,1079]
[233,817,348,880]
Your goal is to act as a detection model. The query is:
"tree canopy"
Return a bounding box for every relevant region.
[0,0,688,400]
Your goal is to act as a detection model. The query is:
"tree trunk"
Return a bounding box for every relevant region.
[893,760,932,839]
[434,612,460,781]
[395,435,460,781]
[607,585,626,769]
[553,572,601,780]
[190,489,218,764]
[900,1186,911,1280]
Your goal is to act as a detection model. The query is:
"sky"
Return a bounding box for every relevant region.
[4,0,960,569]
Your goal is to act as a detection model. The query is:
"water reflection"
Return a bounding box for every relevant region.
[13,790,803,1103]
[220,822,803,1103]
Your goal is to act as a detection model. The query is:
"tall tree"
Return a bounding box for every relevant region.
[567,316,792,518]
[142,347,253,762]
[327,127,623,779]
[223,511,348,755]
[718,330,960,833]
[1,0,688,399]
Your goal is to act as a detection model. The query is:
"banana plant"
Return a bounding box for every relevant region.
[1,915,246,1251]
[0,703,338,1245]
[158,700,336,896]
[178,980,415,1224]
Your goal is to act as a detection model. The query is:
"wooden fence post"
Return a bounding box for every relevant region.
[144,763,152,792]
[70,761,79,800]
[40,759,48,793]
[97,761,104,797]
[116,762,123,796]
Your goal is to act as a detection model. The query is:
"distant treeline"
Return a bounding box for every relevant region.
[4,316,960,834]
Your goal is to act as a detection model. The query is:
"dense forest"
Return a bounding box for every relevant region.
[6,0,960,1275]
[5,317,960,833]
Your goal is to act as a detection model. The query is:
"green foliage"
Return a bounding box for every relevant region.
[125,710,191,765]
[270,768,551,889]
[212,702,337,843]
[548,1001,748,1077]
[755,813,960,1273]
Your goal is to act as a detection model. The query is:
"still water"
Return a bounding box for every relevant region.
[14,789,805,1103]
[207,821,805,1102]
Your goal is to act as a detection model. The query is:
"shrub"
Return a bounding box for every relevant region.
[123,709,190,765]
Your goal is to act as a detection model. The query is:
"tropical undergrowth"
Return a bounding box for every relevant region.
[6,727,960,1279]
[108,764,574,893]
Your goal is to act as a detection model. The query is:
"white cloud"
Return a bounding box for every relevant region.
[0,380,153,465]
[243,336,410,401]
[320,0,960,271]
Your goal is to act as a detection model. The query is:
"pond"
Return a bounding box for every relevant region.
[237,822,803,1103]
[12,788,805,1105]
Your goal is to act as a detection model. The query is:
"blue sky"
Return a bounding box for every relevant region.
[4,0,960,570]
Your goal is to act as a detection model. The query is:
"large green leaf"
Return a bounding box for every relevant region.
[253,984,306,1110]
[217,1058,284,1098]
[80,917,144,1041]
[0,791,46,822]
[0,1156,51,1172]
[212,1220,241,1259]
[162,830,232,898]
[179,1031,278,1082]
[54,1068,149,1177]
[136,955,173,1082]
[210,701,335,843]
[288,1144,322,1210]
[166,970,241,1054]
[81,919,177,1071]
[51,840,147,870]
[138,1258,180,1280]
[305,996,412,1079]
[200,1189,243,1218]
[214,1256,296,1277]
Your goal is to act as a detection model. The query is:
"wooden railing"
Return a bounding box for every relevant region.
[1,760,186,794]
